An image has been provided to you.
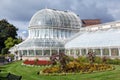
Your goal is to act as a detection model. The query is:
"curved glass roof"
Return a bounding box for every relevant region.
[29,9,81,29]
[17,38,64,49]
[65,28,120,48]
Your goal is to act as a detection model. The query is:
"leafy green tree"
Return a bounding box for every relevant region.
[1,37,22,54]
[4,37,22,49]
[0,19,18,53]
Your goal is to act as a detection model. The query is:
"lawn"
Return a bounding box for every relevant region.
[0,61,120,80]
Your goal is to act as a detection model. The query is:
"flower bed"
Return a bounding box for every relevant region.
[41,61,114,75]
[23,60,51,66]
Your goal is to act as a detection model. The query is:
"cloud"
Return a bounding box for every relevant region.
[17,30,28,40]
[0,0,116,22]
[0,0,120,38]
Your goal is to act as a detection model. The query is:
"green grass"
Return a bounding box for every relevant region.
[0,61,120,80]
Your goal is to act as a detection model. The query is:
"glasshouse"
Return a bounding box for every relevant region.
[9,9,82,60]
[65,21,120,58]
[9,8,120,60]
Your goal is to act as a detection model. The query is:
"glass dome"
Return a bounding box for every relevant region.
[29,9,82,29]
[17,9,82,50]
[11,9,82,60]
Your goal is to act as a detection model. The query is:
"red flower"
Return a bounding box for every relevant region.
[23,60,51,65]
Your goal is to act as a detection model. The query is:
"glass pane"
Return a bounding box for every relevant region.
[94,49,101,55]
[111,48,119,56]
[59,49,65,53]
[44,50,50,56]
[18,50,22,56]
[76,49,80,56]
[28,50,34,56]
[23,50,27,56]
[103,49,109,55]
[65,49,69,55]
[52,50,58,55]
[81,49,86,55]
[70,49,74,55]
[36,50,42,55]
[88,49,93,53]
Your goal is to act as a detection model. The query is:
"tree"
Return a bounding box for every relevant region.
[4,37,15,49]
[87,52,96,64]
[0,19,18,53]
[59,53,70,70]
[1,37,22,54]
[4,37,22,52]
[50,53,70,71]
[50,54,58,66]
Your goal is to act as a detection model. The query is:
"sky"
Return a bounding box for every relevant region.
[0,0,120,39]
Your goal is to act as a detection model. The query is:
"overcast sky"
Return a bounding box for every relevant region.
[0,0,120,39]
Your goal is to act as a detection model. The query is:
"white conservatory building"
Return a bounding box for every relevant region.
[65,21,120,59]
[10,9,82,60]
[10,9,120,60]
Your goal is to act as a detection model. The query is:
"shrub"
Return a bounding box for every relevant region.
[95,56,102,64]
[106,58,120,65]
[68,56,74,62]
[77,56,120,65]
[113,58,120,65]
[77,56,88,63]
